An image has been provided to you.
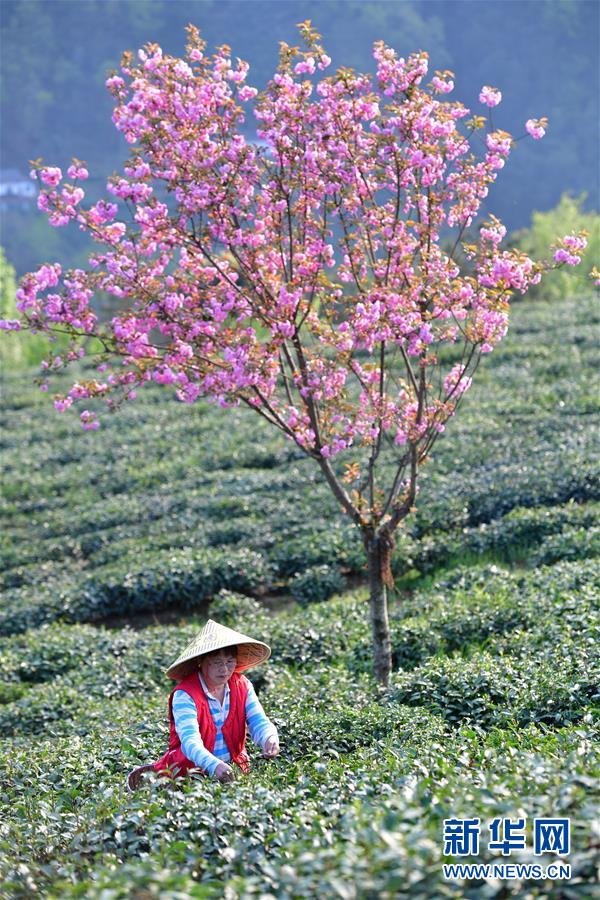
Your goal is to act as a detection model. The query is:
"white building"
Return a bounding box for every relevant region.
[0,169,36,209]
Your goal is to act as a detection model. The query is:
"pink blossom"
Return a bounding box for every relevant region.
[61,186,85,206]
[67,164,89,180]
[238,86,258,102]
[176,382,201,404]
[80,410,100,429]
[553,248,581,266]
[103,222,127,242]
[37,192,51,212]
[275,321,295,338]
[443,364,472,398]
[294,57,316,75]
[479,85,502,107]
[105,75,125,91]
[88,200,118,225]
[525,118,546,140]
[562,233,587,252]
[419,324,434,344]
[69,383,91,400]
[480,223,507,244]
[40,166,63,186]
[48,212,71,227]
[486,132,511,155]
[431,75,454,94]
[152,366,178,385]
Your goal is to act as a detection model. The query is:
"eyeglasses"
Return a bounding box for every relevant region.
[206,656,237,669]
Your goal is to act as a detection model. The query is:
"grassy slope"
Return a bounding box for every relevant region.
[0,293,598,898]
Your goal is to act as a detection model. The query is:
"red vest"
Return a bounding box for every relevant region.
[151,670,250,778]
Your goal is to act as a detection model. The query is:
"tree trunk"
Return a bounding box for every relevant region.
[366,535,392,688]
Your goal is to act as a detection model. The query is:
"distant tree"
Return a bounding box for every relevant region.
[514,194,599,301]
[3,24,586,685]
[0,248,17,328]
[0,246,62,367]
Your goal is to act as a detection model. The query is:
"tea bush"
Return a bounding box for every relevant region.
[289,564,346,605]
[532,524,600,566]
[405,501,600,574]
[0,547,271,635]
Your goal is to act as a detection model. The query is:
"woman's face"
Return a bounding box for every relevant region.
[200,648,237,686]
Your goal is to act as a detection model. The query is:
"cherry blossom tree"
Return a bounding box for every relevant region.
[3,23,587,685]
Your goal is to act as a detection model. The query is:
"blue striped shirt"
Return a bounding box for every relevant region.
[172,673,277,777]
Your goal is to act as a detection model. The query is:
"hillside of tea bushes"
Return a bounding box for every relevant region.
[0,293,599,898]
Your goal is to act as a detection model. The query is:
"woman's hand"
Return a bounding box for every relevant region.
[262,736,280,758]
[214,762,235,783]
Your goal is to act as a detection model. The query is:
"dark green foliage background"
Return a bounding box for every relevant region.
[1,0,598,274]
[0,293,598,897]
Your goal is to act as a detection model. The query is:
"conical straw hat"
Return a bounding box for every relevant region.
[165,619,271,680]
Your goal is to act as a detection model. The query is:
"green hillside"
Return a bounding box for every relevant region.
[0,293,598,897]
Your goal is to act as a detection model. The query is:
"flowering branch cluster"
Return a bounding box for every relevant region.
[3,22,586,532]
